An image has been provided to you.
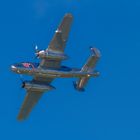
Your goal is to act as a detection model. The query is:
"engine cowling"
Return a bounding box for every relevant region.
[22,81,55,92]
[36,50,68,60]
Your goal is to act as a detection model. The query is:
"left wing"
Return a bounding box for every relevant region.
[47,13,73,53]
[39,13,73,69]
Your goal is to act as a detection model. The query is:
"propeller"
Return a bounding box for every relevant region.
[35,45,39,53]
[34,45,40,58]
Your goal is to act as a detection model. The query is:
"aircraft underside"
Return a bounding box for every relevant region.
[11,13,101,120]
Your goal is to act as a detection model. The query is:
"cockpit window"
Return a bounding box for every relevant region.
[22,62,39,68]
[22,63,31,68]
[15,62,39,68]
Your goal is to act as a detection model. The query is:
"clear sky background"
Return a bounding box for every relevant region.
[0,0,140,139]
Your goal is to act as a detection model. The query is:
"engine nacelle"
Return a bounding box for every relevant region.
[36,50,69,60]
[22,81,55,92]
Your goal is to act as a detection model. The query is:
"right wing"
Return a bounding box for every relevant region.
[17,76,54,121]
[17,90,44,120]
[39,13,73,69]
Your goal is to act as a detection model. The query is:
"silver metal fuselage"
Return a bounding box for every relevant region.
[11,62,98,78]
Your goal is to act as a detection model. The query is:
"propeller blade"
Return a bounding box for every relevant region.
[34,45,40,59]
[35,45,38,50]
[35,45,39,53]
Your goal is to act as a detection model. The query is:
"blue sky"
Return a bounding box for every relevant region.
[0,0,140,139]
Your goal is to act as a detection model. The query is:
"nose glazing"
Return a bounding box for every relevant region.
[11,65,17,72]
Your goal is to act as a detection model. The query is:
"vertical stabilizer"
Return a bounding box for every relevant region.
[81,48,101,72]
[73,48,101,91]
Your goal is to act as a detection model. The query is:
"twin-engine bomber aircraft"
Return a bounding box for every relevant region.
[11,13,101,120]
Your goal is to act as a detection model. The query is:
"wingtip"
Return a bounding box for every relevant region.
[90,47,101,58]
[65,13,73,18]
[17,113,27,121]
[17,116,24,121]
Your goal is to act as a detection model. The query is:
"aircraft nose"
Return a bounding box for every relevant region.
[11,65,17,72]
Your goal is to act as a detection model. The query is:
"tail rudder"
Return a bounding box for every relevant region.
[81,47,101,72]
[73,77,89,92]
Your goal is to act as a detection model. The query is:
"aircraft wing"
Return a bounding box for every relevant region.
[17,90,44,120]
[39,13,73,69]
[17,77,53,120]
[47,13,73,53]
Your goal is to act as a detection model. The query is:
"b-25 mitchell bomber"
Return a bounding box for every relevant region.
[11,13,101,120]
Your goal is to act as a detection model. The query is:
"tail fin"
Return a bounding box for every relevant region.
[73,48,101,92]
[81,47,101,72]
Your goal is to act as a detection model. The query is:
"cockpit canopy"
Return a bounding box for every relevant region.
[13,62,39,68]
